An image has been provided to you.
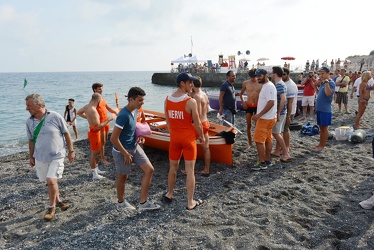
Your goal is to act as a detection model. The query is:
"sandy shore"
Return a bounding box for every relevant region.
[1,98,374,249]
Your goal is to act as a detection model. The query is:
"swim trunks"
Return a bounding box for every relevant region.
[88,125,101,151]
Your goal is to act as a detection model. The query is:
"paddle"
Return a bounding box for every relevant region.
[216,113,243,134]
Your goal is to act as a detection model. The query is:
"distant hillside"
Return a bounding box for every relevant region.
[346,51,374,70]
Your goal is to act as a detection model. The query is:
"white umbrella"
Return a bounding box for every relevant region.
[257,57,269,61]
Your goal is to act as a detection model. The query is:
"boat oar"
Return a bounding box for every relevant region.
[216,113,243,134]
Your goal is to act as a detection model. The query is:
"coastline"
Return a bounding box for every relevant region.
[1,99,374,249]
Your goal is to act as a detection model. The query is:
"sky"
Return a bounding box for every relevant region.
[1,0,373,72]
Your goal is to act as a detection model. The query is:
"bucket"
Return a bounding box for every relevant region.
[335,126,353,141]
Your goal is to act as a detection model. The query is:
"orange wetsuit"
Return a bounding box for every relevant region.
[88,125,101,151]
[166,96,197,161]
[97,97,110,132]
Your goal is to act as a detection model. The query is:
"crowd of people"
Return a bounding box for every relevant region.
[25,67,374,221]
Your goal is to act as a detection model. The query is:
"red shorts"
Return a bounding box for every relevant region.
[101,124,110,133]
[169,137,197,161]
[88,129,101,151]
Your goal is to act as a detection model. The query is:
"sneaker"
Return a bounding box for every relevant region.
[93,174,105,180]
[345,110,351,114]
[251,161,267,171]
[359,195,374,210]
[265,161,273,167]
[57,201,70,211]
[117,199,136,210]
[97,168,106,174]
[138,200,161,211]
[44,207,56,221]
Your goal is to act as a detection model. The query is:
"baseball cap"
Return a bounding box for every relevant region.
[319,66,330,73]
[254,69,267,76]
[176,72,198,83]
[362,69,368,73]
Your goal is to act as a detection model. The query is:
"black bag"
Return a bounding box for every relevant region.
[216,131,235,144]
[227,107,237,115]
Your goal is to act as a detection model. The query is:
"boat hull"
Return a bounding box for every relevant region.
[207,93,246,111]
[142,110,235,165]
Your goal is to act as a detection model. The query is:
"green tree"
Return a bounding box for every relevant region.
[369,50,374,55]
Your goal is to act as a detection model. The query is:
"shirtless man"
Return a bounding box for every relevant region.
[191,77,211,176]
[77,93,115,179]
[239,69,262,149]
[163,72,205,210]
[355,71,372,128]
[92,83,118,165]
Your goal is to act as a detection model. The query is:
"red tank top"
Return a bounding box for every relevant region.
[165,96,195,140]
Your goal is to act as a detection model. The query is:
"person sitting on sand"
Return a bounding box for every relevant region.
[313,67,335,151]
[239,68,262,149]
[77,93,114,180]
[355,71,372,128]
[163,72,205,210]
[191,77,211,176]
[110,87,160,211]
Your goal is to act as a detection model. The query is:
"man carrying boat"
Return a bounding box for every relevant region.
[164,72,205,210]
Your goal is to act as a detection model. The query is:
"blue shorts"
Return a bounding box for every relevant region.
[112,144,149,175]
[316,111,332,126]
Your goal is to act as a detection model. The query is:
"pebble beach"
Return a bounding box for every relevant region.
[1,98,374,250]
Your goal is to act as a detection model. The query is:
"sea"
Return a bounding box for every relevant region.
[0,71,219,158]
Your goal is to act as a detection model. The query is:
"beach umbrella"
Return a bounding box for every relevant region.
[257,57,269,61]
[239,58,250,62]
[281,56,296,60]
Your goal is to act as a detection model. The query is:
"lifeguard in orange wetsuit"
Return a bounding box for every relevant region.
[77,93,114,180]
[163,72,205,210]
[92,83,118,166]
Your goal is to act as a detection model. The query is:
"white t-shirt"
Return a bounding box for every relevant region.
[284,78,298,115]
[257,81,277,120]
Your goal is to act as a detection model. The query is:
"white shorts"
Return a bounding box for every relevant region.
[35,158,65,182]
[272,114,286,134]
[302,96,315,107]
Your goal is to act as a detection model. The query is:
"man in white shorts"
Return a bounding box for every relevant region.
[26,94,75,221]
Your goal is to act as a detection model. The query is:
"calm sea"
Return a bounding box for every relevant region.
[0,71,187,157]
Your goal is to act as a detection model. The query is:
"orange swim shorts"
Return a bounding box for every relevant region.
[101,123,110,133]
[253,118,276,143]
[88,130,101,151]
[169,138,197,161]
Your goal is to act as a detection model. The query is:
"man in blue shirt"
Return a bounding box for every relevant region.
[110,87,160,211]
[219,70,237,126]
[314,67,335,151]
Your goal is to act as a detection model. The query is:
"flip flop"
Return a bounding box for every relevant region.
[197,171,210,177]
[186,199,204,210]
[280,158,292,163]
[162,192,173,204]
[271,152,281,157]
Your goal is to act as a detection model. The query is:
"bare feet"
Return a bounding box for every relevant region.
[313,145,324,152]
[197,170,210,177]
[271,151,281,157]
[180,169,187,175]
[300,117,306,121]
[101,159,112,165]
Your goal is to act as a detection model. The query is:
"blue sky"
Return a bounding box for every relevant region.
[1,0,373,72]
